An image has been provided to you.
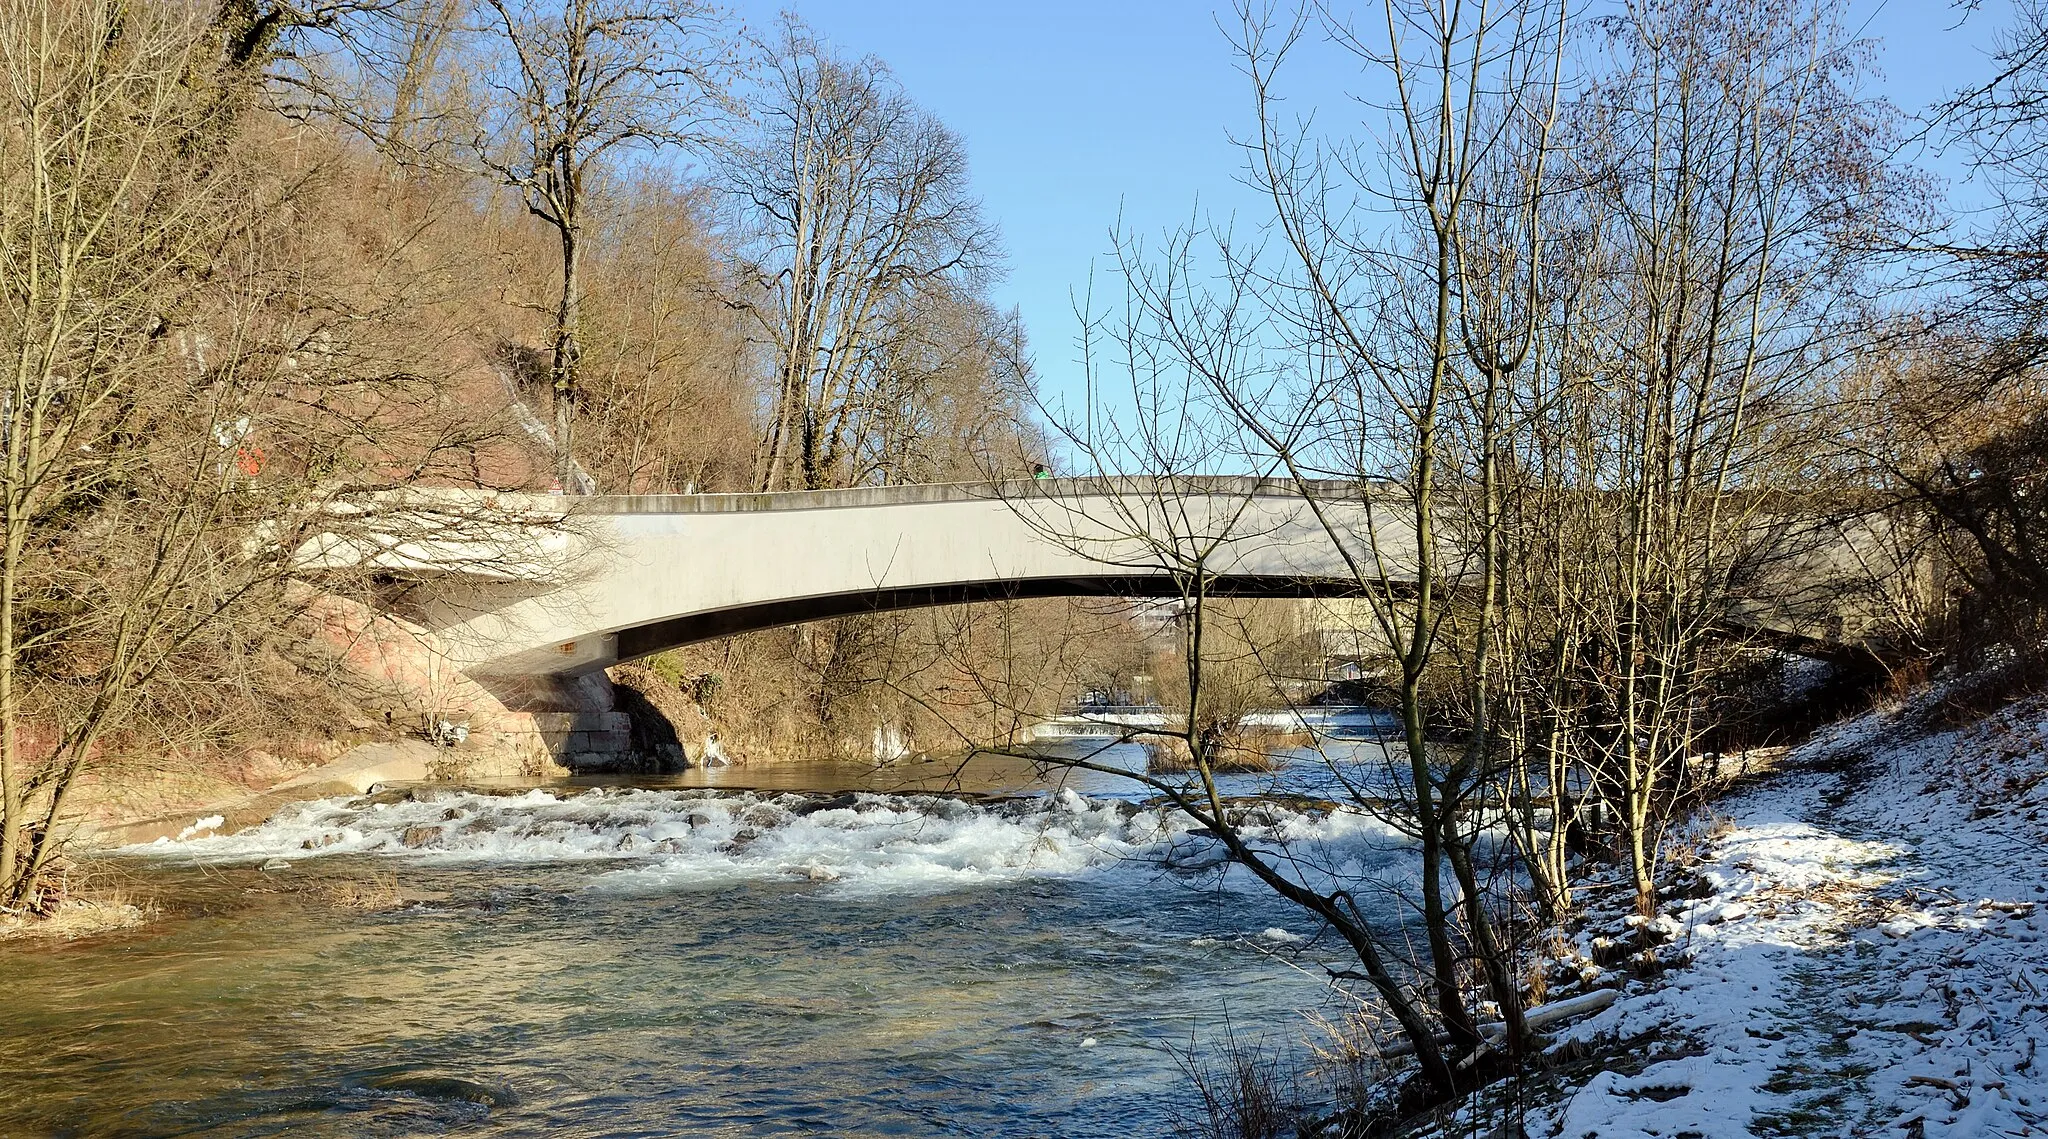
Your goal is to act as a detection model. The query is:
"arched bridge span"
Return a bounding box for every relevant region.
[431,478,1409,678]
[370,476,1905,681]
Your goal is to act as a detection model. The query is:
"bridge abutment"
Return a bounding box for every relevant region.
[294,588,635,772]
[476,673,636,768]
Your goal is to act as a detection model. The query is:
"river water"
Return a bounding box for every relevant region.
[2,733,1430,1138]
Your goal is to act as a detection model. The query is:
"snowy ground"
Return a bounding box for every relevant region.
[1540,696,2048,1138]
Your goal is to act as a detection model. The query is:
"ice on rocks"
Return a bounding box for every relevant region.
[174,815,224,841]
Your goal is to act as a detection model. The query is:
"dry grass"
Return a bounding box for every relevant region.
[0,896,155,942]
[1172,1025,1301,1139]
[278,869,408,912]
[1144,733,1290,775]
[1302,1000,1396,1082]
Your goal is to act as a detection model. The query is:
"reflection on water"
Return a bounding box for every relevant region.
[1,737,1421,1138]
[596,708,1410,803]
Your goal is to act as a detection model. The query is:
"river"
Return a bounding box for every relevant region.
[1,730,1431,1138]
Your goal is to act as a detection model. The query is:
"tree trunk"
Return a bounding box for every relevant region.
[386,0,462,162]
[0,485,22,905]
[553,223,584,492]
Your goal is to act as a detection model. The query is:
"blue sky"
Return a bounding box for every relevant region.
[722,1,2017,415]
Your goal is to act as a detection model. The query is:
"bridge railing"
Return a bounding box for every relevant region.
[565,474,1398,515]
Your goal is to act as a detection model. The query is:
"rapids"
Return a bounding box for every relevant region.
[1,739,1428,1137]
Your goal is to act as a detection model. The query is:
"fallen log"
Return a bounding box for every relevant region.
[1379,987,1620,1058]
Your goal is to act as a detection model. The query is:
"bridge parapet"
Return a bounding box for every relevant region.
[566,475,1385,515]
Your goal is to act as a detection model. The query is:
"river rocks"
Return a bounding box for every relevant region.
[359,1070,519,1108]
[399,824,443,849]
[793,793,861,817]
[1226,805,1288,829]
[741,803,790,829]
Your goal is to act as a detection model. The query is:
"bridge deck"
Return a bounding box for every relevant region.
[322,478,1913,679]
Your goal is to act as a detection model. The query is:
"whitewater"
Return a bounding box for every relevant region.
[123,783,1424,901]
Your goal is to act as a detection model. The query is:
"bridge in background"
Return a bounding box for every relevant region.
[1027,706,1395,742]
[420,477,1411,679]
[304,477,1912,686]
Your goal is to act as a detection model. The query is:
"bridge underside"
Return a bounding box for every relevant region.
[612,574,1392,661]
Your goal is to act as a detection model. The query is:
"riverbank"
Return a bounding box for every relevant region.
[23,684,2048,1135]
[1493,687,2048,1137]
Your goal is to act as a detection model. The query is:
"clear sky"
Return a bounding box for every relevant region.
[721,1,2018,415]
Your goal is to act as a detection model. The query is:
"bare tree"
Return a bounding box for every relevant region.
[976,223,1482,1098]
[1199,0,1575,1067]
[0,0,612,909]
[1926,0,2048,346]
[856,288,1042,486]
[474,0,733,491]
[262,0,477,165]
[575,176,757,493]
[387,0,470,158]
[1842,2,2048,670]
[723,18,1001,492]
[0,0,295,907]
[1551,0,1898,916]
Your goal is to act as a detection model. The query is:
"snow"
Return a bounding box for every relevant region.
[1541,696,2048,1137]
[171,815,223,841]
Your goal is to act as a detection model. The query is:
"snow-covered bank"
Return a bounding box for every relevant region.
[1539,696,2048,1138]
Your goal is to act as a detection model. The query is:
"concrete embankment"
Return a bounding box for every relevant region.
[87,740,552,847]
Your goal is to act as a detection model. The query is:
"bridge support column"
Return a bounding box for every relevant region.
[477,673,634,770]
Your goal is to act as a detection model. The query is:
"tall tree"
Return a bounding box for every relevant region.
[1220,0,1571,1068]
[576,176,758,494]
[262,0,476,165]
[724,19,999,492]
[1554,0,1897,915]
[476,0,732,491]
[0,0,282,906]
[856,287,1040,485]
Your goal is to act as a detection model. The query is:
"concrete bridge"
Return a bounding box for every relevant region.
[308,476,1910,688]
[1027,706,1387,741]
[415,477,1408,679]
